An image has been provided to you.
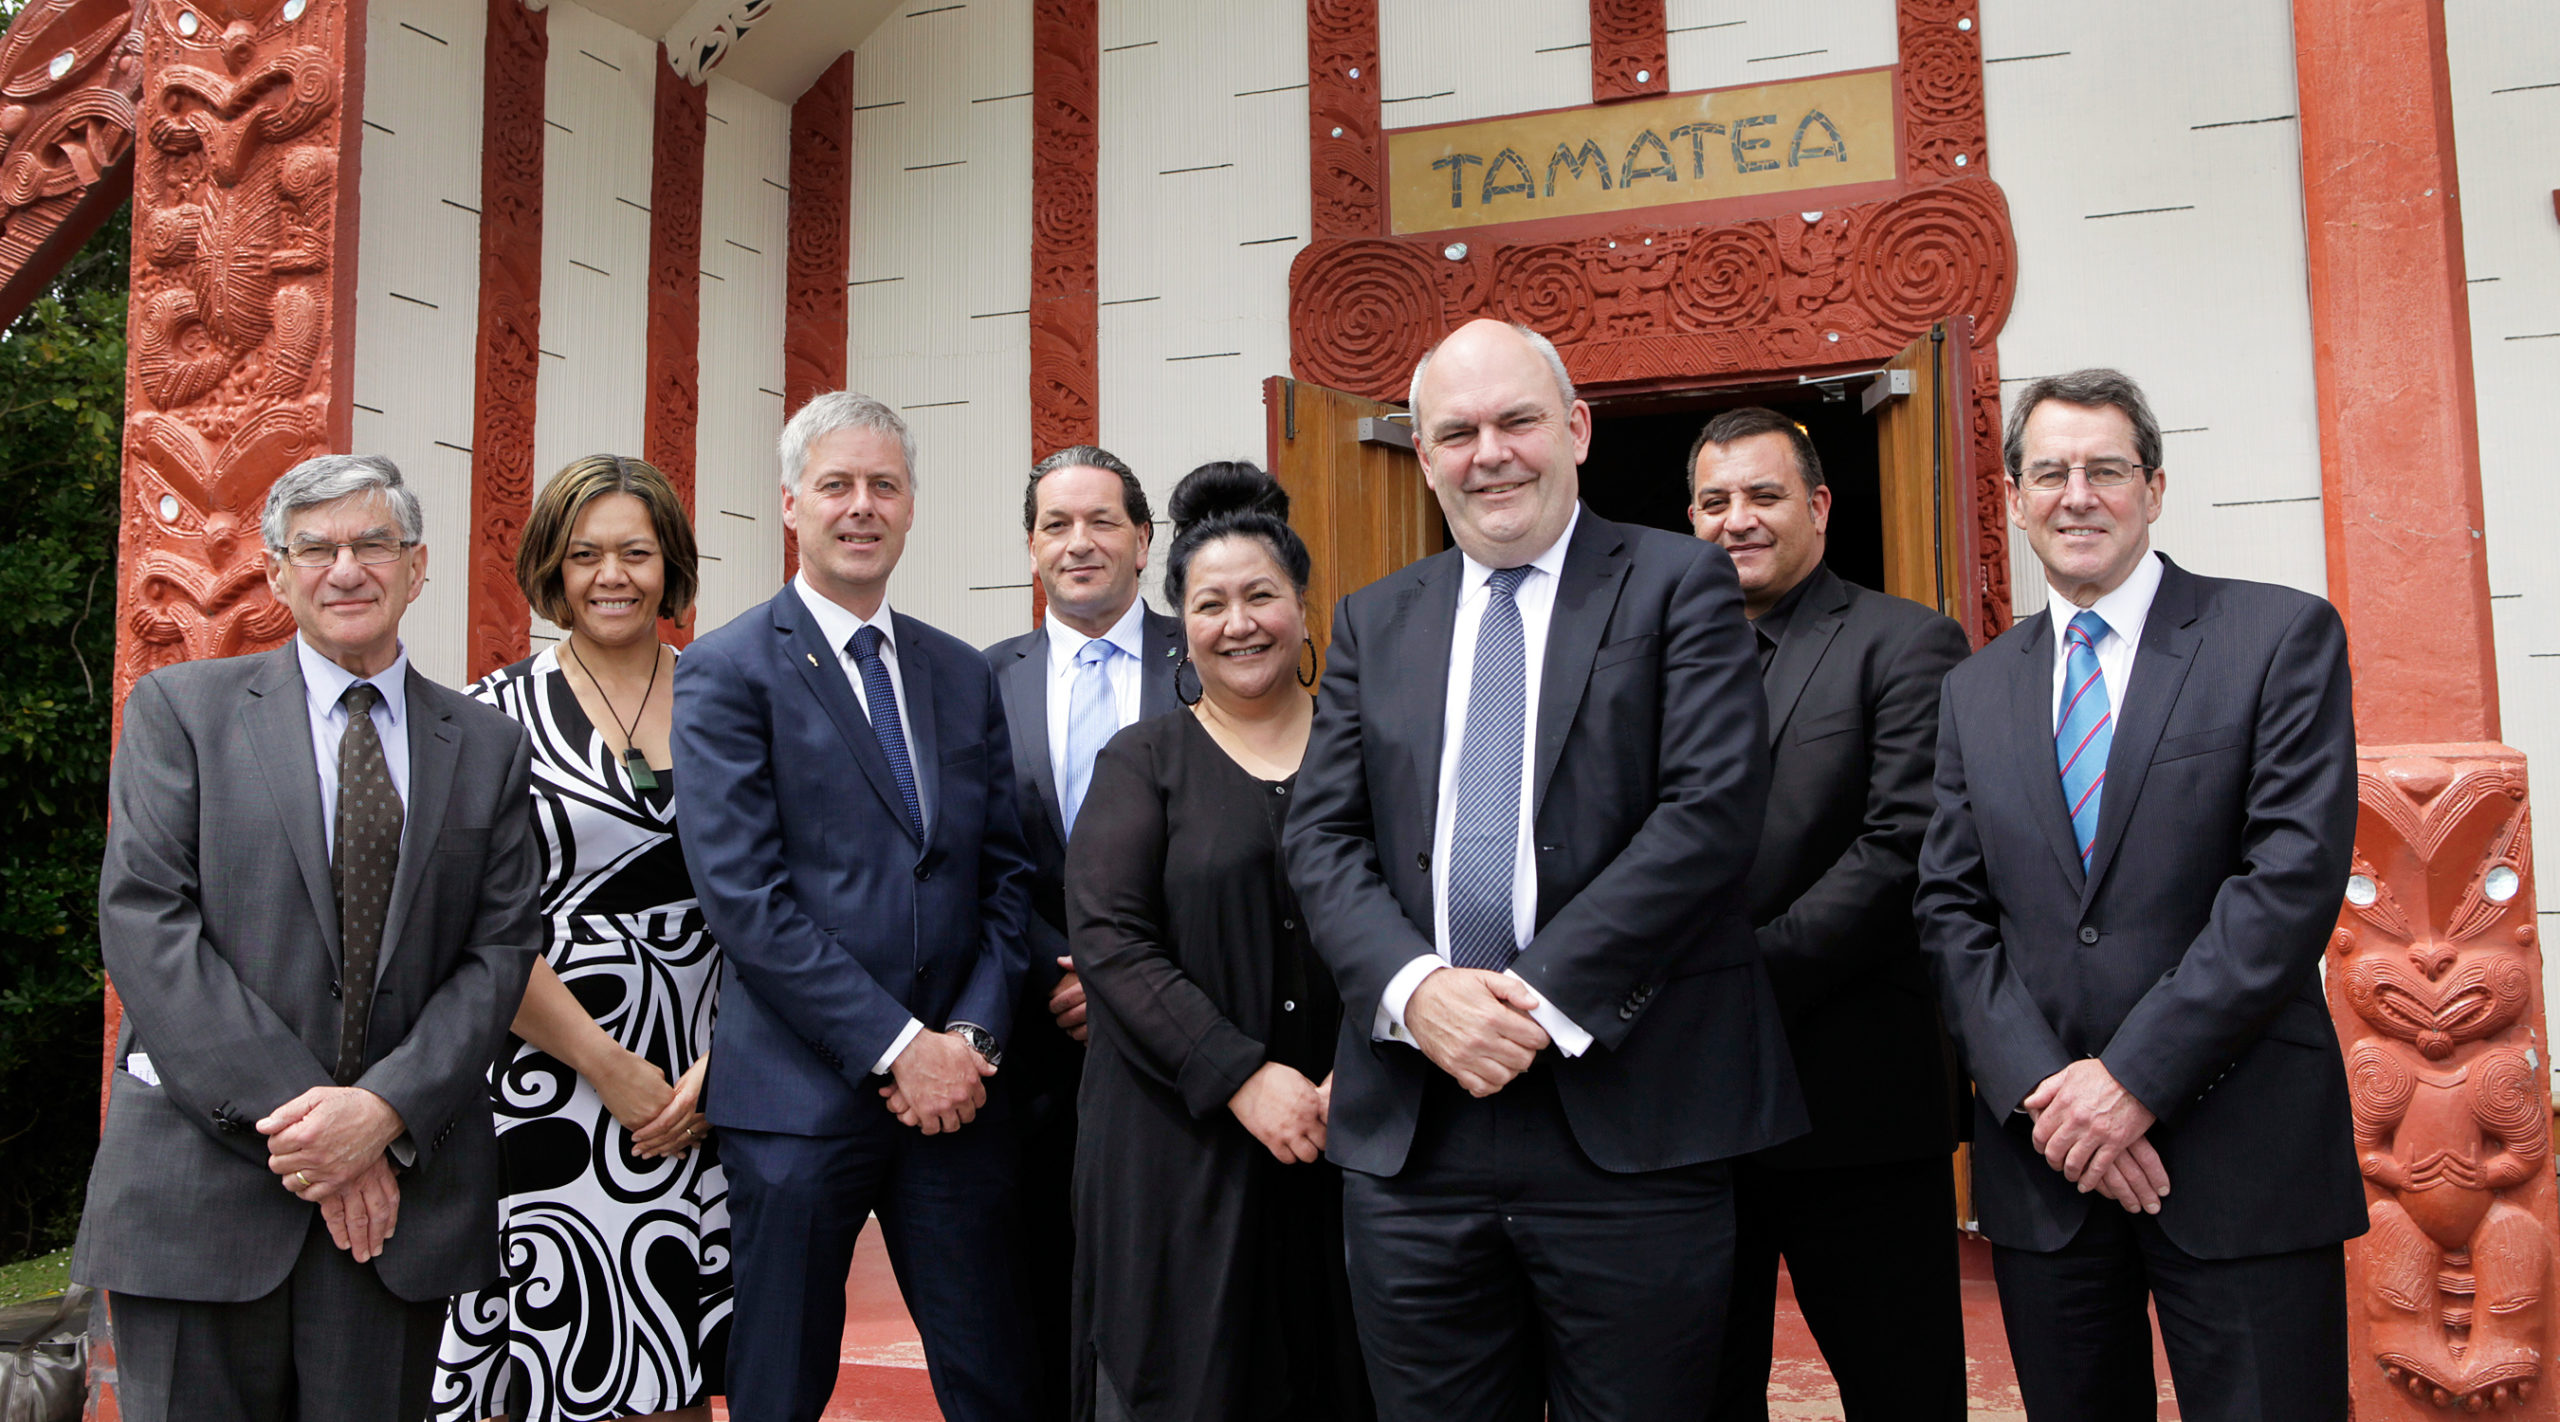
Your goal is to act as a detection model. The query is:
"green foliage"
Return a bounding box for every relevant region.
[0,200,126,1260]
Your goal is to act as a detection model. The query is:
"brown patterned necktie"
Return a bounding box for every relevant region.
[334,681,403,1085]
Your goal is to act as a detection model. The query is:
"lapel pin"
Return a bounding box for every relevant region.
[806,652,820,667]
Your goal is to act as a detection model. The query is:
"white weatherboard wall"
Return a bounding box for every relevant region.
[846,0,1034,649]
[532,0,659,646]
[1980,0,2324,619]
[1665,0,1896,93]
[1096,0,1307,599]
[1377,0,1586,129]
[692,75,791,639]
[2447,0,2560,1005]
[350,0,488,687]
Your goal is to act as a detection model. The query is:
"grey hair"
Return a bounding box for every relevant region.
[778,390,918,492]
[2003,368,2165,481]
[1407,322,1576,438]
[261,454,422,550]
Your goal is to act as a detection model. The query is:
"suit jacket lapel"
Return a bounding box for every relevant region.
[1761,565,1849,747]
[1139,609,1184,719]
[896,614,942,844]
[2079,561,2201,909]
[1396,553,1463,837]
[2010,614,2088,889]
[1000,627,1065,845]
[776,590,917,845]
[1533,514,1631,813]
[243,644,340,962]
[378,672,458,974]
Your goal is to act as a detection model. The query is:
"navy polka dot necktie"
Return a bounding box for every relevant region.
[334,681,402,1085]
[849,626,924,839]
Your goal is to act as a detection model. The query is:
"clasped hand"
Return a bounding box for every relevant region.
[2022,1059,2171,1215]
[1406,968,1551,1098]
[259,1086,406,1262]
[879,1029,997,1134]
[1230,1063,1331,1163]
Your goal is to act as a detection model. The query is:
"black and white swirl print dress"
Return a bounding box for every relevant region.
[434,648,732,1422]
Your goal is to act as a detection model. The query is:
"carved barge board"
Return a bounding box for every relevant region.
[0,0,144,331]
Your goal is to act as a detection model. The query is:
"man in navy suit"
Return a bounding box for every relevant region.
[676,391,1039,1422]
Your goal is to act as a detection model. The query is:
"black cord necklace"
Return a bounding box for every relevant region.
[568,639,662,791]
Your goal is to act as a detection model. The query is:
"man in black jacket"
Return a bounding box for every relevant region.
[1688,409,1971,1421]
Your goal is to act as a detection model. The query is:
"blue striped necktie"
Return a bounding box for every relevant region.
[2056,610,2113,867]
[849,625,924,838]
[1448,565,1532,972]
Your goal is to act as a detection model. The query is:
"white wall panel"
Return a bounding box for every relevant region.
[691,76,791,638]
[1096,0,1306,613]
[531,0,658,651]
[1981,0,2323,619]
[1664,0,1897,93]
[2447,0,2560,954]
[1377,0,1586,129]
[350,0,487,687]
[844,0,1033,649]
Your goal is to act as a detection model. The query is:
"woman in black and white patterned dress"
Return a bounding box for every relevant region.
[434,456,730,1422]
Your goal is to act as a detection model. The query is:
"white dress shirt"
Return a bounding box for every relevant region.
[2047,550,2164,731]
[793,573,931,1073]
[296,634,411,857]
[1044,596,1149,802]
[1374,507,1593,1058]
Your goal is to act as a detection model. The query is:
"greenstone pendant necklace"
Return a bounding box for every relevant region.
[568,640,662,792]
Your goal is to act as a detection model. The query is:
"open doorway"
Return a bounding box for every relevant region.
[1580,383,1887,594]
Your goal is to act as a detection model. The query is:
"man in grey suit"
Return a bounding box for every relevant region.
[74,455,540,1422]
[983,444,1183,1415]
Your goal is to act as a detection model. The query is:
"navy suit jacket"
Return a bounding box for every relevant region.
[1916,557,2365,1257]
[675,585,1036,1136]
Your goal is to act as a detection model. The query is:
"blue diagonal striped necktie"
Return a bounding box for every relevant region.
[849,625,924,838]
[1448,565,1533,972]
[2057,610,2113,867]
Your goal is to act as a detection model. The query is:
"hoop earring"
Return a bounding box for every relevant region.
[1297,635,1318,688]
[1175,654,1203,707]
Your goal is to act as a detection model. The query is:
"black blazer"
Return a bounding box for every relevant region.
[1285,509,1806,1177]
[1746,565,1971,1170]
[1915,556,2365,1257]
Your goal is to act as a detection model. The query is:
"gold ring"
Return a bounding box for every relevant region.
[295,1171,312,1187]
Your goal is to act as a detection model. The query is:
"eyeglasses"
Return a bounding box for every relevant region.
[2018,461,2151,492]
[275,538,414,568]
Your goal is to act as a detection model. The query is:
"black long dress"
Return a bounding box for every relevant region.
[1065,710,1371,1422]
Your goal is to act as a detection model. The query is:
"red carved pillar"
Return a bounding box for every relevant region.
[646,47,702,641]
[1027,0,1097,627]
[1587,0,1665,103]
[782,50,849,579]
[467,0,544,679]
[1306,0,1380,241]
[2295,2,2548,1413]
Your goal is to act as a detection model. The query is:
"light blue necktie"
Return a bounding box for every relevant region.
[2057,610,2114,867]
[1448,566,1533,972]
[1061,637,1118,833]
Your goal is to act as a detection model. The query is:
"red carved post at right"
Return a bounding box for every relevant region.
[645,48,703,642]
[2330,747,2556,1416]
[1306,0,1380,240]
[1587,0,1665,103]
[782,50,850,580]
[467,0,544,679]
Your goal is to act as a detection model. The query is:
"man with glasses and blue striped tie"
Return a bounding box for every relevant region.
[1915,369,2363,1421]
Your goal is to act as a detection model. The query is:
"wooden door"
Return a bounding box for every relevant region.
[1262,376,1444,658]
[1868,317,1984,646]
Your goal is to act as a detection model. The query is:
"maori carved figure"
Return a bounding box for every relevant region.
[0,0,143,327]
[2329,748,2557,1415]
[117,0,353,693]
[1028,0,1097,455]
[1588,0,1665,103]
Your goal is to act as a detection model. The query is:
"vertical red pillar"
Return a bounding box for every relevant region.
[1027,0,1099,626]
[467,0,546,679]
[646,48,704,640]
[781,51,851,579]
[1587,0,1665,103]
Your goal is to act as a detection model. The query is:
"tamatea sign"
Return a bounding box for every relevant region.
[1386,67,1898,235]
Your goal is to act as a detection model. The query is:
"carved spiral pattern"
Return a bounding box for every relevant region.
[1849,181,2012,336]
[469,0,547,680]
[2348,1040,2416,1132]
[1029,0,1099,458]
[1306,0,1379,238]
[1670,225,1784,332]
[1289,240,1446,395]
[2472,1048,2548,1147]
[1492,244,1597,345]
[645,59,705,525]
[1588,0,1666,102]
[783,53,852,417]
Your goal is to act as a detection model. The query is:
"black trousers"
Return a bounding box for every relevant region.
[723,1110,1037,1422]
[1007,1031,1081,1421]
[1993,1206,2348,1422]
[1708,1154,1966,1422]
[1340,1066,1736,1422]
[107,1215,446,1422]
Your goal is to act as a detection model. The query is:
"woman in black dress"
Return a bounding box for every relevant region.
[1066,462,1371,1422]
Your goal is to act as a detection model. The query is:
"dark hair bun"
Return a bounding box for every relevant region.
[1168,460,1289,536]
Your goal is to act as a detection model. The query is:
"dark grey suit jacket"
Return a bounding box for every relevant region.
[73,642,540,1303]
[1915,557,2365,1257]
[1286,508,1805,1177]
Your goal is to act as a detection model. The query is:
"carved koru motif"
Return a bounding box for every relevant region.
[1029,0,1098,455]
[0,0,144,323]
[116,0,346,693]
[2330,750,2554,1413]
[1587,0,1665,103]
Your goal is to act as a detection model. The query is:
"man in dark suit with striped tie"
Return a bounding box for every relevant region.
[1915,369,2364,1420]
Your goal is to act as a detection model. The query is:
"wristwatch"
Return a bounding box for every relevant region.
[947,1021,1002,1068]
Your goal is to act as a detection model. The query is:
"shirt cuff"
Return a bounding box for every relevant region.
[1508,970,1593,1058]
[387,1133,417,1169]
[871,1018,926,1077]
[1372,955,1447,1046]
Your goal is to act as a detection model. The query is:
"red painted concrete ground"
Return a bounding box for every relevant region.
[716,1225,2180,1421]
